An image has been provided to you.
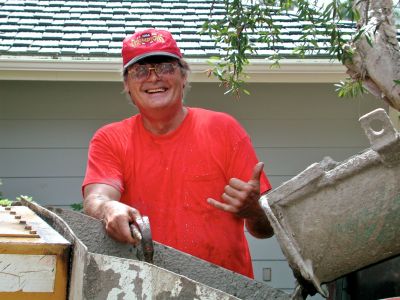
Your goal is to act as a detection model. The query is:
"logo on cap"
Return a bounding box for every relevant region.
[131,33,165,48]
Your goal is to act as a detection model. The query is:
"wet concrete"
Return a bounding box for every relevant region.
[49,208,290,300]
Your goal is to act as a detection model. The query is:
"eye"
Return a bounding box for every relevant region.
[135,65,149,78]
[158,63,175,74]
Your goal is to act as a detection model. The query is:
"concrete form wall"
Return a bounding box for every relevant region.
[0,80,383,294]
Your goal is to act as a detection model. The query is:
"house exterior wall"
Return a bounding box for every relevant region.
[0,80,383,294]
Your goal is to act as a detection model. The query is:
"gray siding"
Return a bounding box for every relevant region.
[0,80,383,295]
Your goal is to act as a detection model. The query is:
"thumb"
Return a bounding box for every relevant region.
[128,209,143,243]
[128,208,142,224]
[249,162,264,184]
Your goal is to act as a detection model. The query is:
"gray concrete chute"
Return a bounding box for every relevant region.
[360,108,400,167]
[19,200,290,300]
[260,108,400,298]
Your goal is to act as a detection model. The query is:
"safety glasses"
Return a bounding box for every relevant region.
[127,62,179,81]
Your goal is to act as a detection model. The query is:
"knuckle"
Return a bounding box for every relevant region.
[236,191,247,201]
[242,184,253,193]
[230,206,239,214]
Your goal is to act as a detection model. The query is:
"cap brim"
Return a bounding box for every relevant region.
[123,52,181,72]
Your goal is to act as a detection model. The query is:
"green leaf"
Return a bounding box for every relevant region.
[335,78,367,98]
[365,33,373,47]
[352,8,361,22]
[0,199,12,206]
[394,80,400,85]
[16,195,33,202]
[70,202,84,211]
[353,28,365,42]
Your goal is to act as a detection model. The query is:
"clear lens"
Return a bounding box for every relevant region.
[155,63,176,75]
[129,65,149,80]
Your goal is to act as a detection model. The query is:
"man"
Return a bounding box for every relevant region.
[82,28,273,278]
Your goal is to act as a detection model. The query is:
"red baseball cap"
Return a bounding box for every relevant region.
[122,29,183,72]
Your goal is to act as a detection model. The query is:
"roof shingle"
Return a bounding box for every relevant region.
[0,0,398,60]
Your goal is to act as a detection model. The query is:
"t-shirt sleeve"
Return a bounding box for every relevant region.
[82,126,125,194]
[225,118,272,194]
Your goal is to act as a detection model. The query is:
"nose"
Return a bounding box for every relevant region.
[146,67,160,81]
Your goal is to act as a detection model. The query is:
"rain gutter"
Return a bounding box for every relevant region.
[0,56,347,83]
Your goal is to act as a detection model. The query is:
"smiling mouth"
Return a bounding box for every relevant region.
[146,88,167,94]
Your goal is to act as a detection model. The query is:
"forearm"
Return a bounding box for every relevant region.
[83,183,122,220]
[83,193,116,220]
[245,207,274,238]
[82,184,140,245]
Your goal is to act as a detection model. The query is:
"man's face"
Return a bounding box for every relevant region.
[124,56,187,114]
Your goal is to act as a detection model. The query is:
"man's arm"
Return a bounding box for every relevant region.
[83,183,143,245]
[243,192,274,238]
[207,162,274,238]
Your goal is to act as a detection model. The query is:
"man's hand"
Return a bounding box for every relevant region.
[207,162,264,218]
[102,200,143,246]
[207,162,273,238]
[83,183,142,246]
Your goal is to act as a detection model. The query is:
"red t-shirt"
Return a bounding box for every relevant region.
[83,107,271,277]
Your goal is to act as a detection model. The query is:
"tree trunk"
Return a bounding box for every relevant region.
[345,0,400,111]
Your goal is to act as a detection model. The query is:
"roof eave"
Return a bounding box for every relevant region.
[0,56,347,83]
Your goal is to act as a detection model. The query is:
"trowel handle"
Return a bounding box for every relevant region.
[130,216,154,264]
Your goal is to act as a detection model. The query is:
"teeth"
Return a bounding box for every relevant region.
[147,88,166,93]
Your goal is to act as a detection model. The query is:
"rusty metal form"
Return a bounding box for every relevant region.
[20,200,290,300]
[260,108,400,298]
